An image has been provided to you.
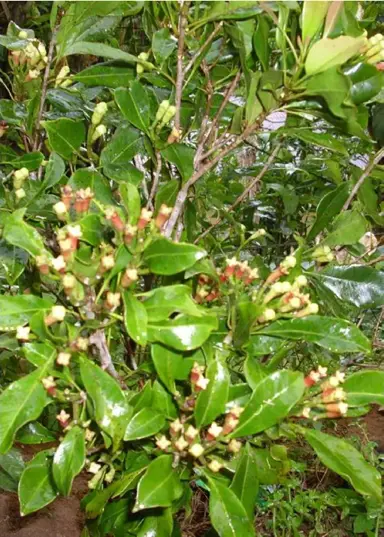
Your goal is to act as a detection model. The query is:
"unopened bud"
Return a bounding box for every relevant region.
[137,208,152,230]
[155,204,172,229]
[53,201,68,220]
[45,305,66,326]
[189,443,204,458]
[91,124,107,143]
[208,460,223,473]
[92,102,108,126]
[121,268,138,288]
[15,188,26,200]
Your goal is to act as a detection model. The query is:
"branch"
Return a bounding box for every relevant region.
[174,1,188,135]
[33,25,58,151]
[183,22,223,76]
[1,1,11,21]
[90,329,126,386]
[342,147,384,211]
[147,151,162,210]
[194,143,281,243]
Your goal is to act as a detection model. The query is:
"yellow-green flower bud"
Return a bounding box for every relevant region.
[13,167,29,189]
[55,65,70,87]
[156,100,170,122]
[91,124,107,143]
[18,30,28,39]
[161,105,176,125]
[91,102,108,126]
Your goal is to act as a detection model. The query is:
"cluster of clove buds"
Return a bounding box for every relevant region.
[300,367,348,419]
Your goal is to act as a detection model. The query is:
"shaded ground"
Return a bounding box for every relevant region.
[0,409,383,537]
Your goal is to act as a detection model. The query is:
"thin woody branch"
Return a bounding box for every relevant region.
[90,329,126,386]
[174,1,188,135]
[183,22,223,76]
[147,151,162,210]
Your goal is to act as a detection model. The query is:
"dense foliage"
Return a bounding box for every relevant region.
[0,1,383,536]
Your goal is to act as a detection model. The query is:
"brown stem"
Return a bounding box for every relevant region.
[174,1,188,134]
[33,25,58,151]
[147,151,162,210]
[90,329,126,387]
[194,143,281,243]
[183,22,223,76]
[342,147,384,211]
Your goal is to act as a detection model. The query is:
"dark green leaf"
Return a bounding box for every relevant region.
[294,130,348,155]
[230,443,259,519]
[151,344,183,394]
[161,144,194,183]
[73,63,135,88]
[148,314,218,351]
[18,451,57,516]
[119,183,141,224]
[152,380,178,419]
[244,357,267,390]
[344,371,384,406]
[247,335,284,356]
[137,507,173,537]
[152,28,177,64]
[64,41,149,66]
[143,238,206,275]
[0,447,24,491]
[41,153,65,190]
[16,422,56,444]
[100,125,143,184]
[115,82,151,135]
[253,15,270,71]
[42,118,86,159]
[195,352,229,427]
[307,183,350,241]
[53,426,86,496]
[154,181,179,213]
[68,168,114,205]
[124,407,165,441]
[346,62,384,106]
[0,241,29,285]
[79,214,103,246]
[304,68,351,118]
[123,291,148,346]
[142,284,204,321]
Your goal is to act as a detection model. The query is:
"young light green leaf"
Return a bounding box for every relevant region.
[119,183,141,224]
[134,455,183,511]
[123,291,148,346]
[3,209,46,257]
[18,451,57,515]
[244,357,267,390]
[231,371,305,438]
[301,1,329,44]
[143,238,206,275]
[124,407,165,441]
[42,118,86,160]
[230,443,259,519]
[305,429,382,504]
[52,426,86,496]
[195,354,230,427]
[23,341,56,367]
[0,359,54,453]
[305,36,366,76]
[208,477,255,537]
[344,371,384,406]
[260,316,370,354]
[324,210,367,247]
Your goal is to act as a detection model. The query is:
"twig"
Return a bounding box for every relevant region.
[147,151,162,210]
[342,147,384,211]
[90,329,126,386]
[1,1,11,21]
[194,143,281,242]
[200,131,235,161]
[373,307,384,347]
[184,22,223,75]
[365,254,384,267]
[33,25,58,151]
[194,61,214,165]
[174,1,188,135]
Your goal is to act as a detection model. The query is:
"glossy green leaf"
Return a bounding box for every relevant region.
[230,443,259,519]
[73,63,135,88]
[115,82,151,135]
[98,498,129,535]
[226,384,252,412]
[144,238,206,275]
[154,181,179,213]
[253,15,270,71]
[23,341,56,367]
[304,68,351,118]
[18,450,57,516]
[260,316,370,354]
[137,507,173,537]
[123,291,148,346]
[16,422,56,444]
[8,152,44,171]
[100,125,143,183]
[68,168,114,206]
[152,28,177,64]
[244,357,267,390]
[42,153,65,190]
[134,455,183,511]
[53,426,86,496]
[64,41,149,67]
[247,335,284,357]
[151,344,183,394]
[119,183,141,224]
[148,314,218,351]
[307,183,350,241]
[142,284,204,321]
[0,358,53,453]
[302,1,329,43]
[124,407,165,441]
[0,447,24,491]
[161,144,194,183]
[195,353,229,427]
[208,477,255,537]
[79,214,103,246]
[42,118,85,159]
[152,380,178,419]
[305,429,382,503]
[310,265,384,308]
[80,357,132,450]
[344,371,384,406]
[232,371,305,438]
[3,208,46,257]
[294,130,347,155]
[0,241,29,285]
[346,63,384,106]
[324,210,367,247]
[305,36,366,76]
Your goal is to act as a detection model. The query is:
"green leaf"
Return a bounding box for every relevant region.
[232,371,304,438]
[151,344,183,394]
[0,241,29,285]
[0,358,53,453]
[152,28,177,64]
[305,36,366,76]
[305,429,382,503]
[142,284,204,321]
[260,316,370,354]
[344,371,384,406]
[100,125,143,184]
[41,153,65,190]
[301,1,329,44]
[80,357,132,450]
[68,168,114,205]
[230,443,259,519]
[18,451,57,516]
[0,447,25,491]
[294,130,347,155]
[195,353,230,427]
[148,314,218,352]
[346,62,384,106]
[79,214,103,246]
[23,341,56,367]
[115,82,151,135]
[244,357,267,390]
[124,407,165,441]
[208,477,255,537]
[226,384,252,412]
[119,183,141,224]
[253,15,270,71]
[52,426,86,496]
[8,152,44,171]
[137,507,173,537]
[152,380,178,419]
[154,181,179,213]
[63,41,150,67]
[144,238,206,275]
[134,455,183,511]
[123,291,148,346]
[42,118,86,159]
[247,335,284,356]
[73,62,135,88]
[310,265,384,308]
[304,68,351,118]
[324,210,367,247]
[161,144,195,183]
[307,183,350,241]
[16,422,56,444]
[3,208,46,257]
